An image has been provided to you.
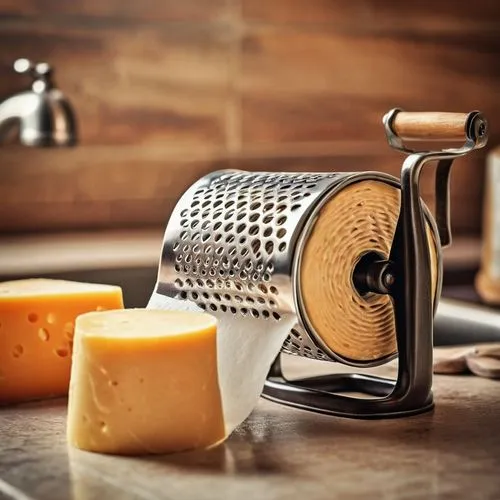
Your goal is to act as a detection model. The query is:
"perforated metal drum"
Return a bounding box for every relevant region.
[156,169,440,367]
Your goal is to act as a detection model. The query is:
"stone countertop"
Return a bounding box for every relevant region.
[1,356,500,500]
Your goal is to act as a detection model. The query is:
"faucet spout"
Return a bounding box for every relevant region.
[0,59,77,147]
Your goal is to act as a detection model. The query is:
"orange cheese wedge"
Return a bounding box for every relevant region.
[67,309,225,455]
[0,279,124,405]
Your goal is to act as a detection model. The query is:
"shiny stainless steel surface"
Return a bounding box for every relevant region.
[1,358,500,500]
[0,58,77,147]
[435,298,500,345]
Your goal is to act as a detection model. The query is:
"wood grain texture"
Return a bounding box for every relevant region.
[0,19,231,147]
[0,0,229,22]
[392,112,471,141]
[0,147,483,233]
[242,0,500,30]
[0,0,498,235]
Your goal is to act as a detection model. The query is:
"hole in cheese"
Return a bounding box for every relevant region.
[38,328,50,342]
[47,313,57,325]
[54,347,69,358]
[12,345,24,358]
[28,313,38,323]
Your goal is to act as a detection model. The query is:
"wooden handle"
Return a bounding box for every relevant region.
[392,112,468,141]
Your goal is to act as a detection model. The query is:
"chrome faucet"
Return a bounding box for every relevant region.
[0,58,77,147]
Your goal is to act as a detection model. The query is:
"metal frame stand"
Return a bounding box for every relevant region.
[262,110,488,418]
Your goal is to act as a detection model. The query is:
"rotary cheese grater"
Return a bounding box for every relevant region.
[152,110,488,419]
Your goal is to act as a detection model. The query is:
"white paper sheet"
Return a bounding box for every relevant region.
[147,291,295,435]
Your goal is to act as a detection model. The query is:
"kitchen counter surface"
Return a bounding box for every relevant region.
[1,355,500,500]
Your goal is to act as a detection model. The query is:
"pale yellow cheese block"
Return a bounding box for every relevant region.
[67,309,225,455]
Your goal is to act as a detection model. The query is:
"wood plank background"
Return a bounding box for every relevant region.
[0,0,499,234]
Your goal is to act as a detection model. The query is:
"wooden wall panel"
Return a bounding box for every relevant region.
[242,0,500,30]
[0,0,229,22]
[0,20,231,147]
[0,0,499,236]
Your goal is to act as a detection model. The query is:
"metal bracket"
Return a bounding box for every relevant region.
[262,109,488,419]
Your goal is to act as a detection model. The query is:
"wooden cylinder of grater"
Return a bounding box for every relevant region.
[295,176,439,365]
[476,147,500,305]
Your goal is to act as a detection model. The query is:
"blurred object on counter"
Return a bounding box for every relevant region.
[434,298,500,346]
[433,344,500,379]
[476,147,500,305]
[0,58,77,147]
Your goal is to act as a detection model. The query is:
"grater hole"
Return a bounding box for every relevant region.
[263,214,273,224]
[251,240,261,254]
[291,204,301,211]
[241,308,248,316]
[180,208,189,217]
[251,309,259,318]
[262,310,270,319]
[249,225,259,236]
[272,312,281,321]
[225,222,234,232]
[230,306,237,314]
[209,304,218,312]
[224,210,235,220]
[263,202,274,212]
[237,212,246,221]
[220,304,227,312]
[236,223,246,234]
[265,241,274,255]
[186,278,194,287]
[250,201,261,210]
[180,231,188,241]
[249,213,259,222]
[214,233,222,243]
[270,286,278,295]
[181,218,189,228]
[276,216,287,226]
[192,232,200,242]
[173,242,180,251]
[174,278,183,288]
[277,228,287,239]
[175,255,183,263]
[279,242,287,252]
[276,204,287,214]
[174,264,181,272]
[180,291,188,299]
[263,272,271,282]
